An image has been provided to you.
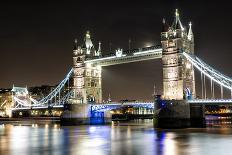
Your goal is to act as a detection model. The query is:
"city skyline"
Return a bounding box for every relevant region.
[0,1,232,100]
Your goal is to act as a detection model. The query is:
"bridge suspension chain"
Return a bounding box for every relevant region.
[183,52,232,98]
[12,68,74,108]
[38,68,73,105]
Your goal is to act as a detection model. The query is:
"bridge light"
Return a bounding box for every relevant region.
[186,62,191,69]
[86,63,92,68]
[116,48,123,57]
[96,65,101,71]
[145,42,153,47]
[173,31,177,36]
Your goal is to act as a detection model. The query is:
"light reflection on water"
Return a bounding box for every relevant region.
[0,119,232,155]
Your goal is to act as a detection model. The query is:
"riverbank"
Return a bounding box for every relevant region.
[0,117,60,122]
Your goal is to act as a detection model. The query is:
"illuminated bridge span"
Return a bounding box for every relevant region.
[10,102,155,112]
[85,45,162,66]
[10,10,232,115]
[91,102,154,112]
[13,46,232,111]
[12,69,74,108]
[187,99,232,104]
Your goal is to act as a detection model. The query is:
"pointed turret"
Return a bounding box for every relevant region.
[73,39,78,51]
[85,31,94,55]
[73,39,80,56]
[162,18,169,32]
[108,93,111,102]
[187,22,194,41]
[153,83,157,96]
[96,41,102,56]
[172,9,184,30]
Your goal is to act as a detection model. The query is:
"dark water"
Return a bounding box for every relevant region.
[1,119,232,155]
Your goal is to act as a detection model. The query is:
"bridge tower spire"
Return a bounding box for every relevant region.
[84,30,94,55]
[188,22,194,41]
[161,10,196,100]
[95,41,102,56]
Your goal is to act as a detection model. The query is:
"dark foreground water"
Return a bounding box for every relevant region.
[1,119,232,155]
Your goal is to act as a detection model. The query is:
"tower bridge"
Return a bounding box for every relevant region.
[8,9,232,128]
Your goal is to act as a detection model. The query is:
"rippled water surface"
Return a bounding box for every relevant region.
[1,119,232,155]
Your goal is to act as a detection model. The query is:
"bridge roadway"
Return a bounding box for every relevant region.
[10,102,154,112]
[10,99,232,112]
[187,99,232,105]
[84,46,162,66]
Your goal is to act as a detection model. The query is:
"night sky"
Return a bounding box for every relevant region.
[0,1,231,101]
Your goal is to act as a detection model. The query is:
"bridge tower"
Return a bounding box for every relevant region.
[72,31,102,104]
[161,9,195,100]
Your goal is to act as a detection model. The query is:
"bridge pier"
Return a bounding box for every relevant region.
[154,96,205,128]
[60,104,111,125]
[60,104,91,125]
[190,104,206,127]
[154,99,190,128]
[89,110,112,124]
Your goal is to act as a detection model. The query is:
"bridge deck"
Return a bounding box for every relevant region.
[85,47,162,66]
[187,99,232,105]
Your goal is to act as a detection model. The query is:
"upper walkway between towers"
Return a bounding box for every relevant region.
[84,45,162,66]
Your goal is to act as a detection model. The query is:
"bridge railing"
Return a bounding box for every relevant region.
[188,99,232,103]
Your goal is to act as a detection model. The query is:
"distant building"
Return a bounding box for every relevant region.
[11,86,30,109]
[28,84,70,102]
[0,88,13,117]
[28,85,55,100]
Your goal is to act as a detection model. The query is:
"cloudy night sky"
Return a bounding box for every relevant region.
[0,1,231,101]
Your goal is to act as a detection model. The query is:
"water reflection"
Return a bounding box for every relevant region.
[1,120,232,154]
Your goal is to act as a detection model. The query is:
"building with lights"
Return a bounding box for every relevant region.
[71,31,102,104]
[0,88,13,117]
[161,9,195,100]
[28,85,57,101]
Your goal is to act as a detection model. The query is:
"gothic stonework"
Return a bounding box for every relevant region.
[161,10,195,100]
[71,32,102,104]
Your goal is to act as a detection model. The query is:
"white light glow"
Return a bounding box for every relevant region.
[116,48,123,57]
[85,56,116,63]
[133,48,162,55]
[183,52,232,90]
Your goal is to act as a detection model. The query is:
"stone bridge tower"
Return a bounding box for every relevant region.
[71,31,102,104]
[161,9,196,100]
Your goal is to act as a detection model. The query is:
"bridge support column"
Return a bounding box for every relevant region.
[60,104,112,125]
[60,104,91,125]
[190,104,206,127]
[90,111,112,125]
[153,96,206,128]
[154,99,190,128]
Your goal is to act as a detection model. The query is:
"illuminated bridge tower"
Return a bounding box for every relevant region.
[71,31,102,104]
[155,9,200,128]
[62,31,103,125]
[161,9,195,100]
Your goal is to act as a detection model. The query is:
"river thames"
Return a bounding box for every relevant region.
[0,119,232,155]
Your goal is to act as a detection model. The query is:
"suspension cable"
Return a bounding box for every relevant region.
[204,74,206,99]
[210,78,213,99]
[212,80,215,99]
[201,69,204,99]
[221,84,224,99]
